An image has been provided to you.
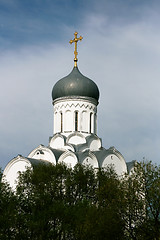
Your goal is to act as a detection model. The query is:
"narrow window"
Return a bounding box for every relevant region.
[94,113,97,134]
[61,112,63,132]
[75,111,78,131]
[90,113,93,133]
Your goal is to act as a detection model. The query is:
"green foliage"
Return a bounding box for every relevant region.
[0,162,160,239]
[0,169,17,240]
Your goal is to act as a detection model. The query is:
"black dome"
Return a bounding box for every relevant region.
[52,67,99,101]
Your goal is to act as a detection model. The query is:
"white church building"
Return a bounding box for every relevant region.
[3,32,135,189]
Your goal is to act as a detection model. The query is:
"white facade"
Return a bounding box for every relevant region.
[53,97,97,135]
[3,155,33,190]
[3,65,134,190]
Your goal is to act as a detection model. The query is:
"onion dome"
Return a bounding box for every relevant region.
[52,66,99,102]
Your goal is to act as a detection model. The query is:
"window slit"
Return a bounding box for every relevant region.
[75,111,78,131]
[61,112,63,132]
[90,113,93,133]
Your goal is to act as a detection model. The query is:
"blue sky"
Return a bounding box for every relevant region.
[1,0,159,48]
[1,0,160,169]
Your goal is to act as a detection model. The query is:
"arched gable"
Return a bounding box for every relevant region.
[49,134,65,149]
[3,155,32,190]
[102,154,127,175]
[80,152,99,169]
[28,145,56,164]
[67,132,86,145]
[87,135,102,151]
[58,151,78,169]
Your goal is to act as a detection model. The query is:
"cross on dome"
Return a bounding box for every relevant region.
[69,31,83,67]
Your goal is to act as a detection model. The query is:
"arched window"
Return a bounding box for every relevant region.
[60,112,63,132]
[75,111,78,131]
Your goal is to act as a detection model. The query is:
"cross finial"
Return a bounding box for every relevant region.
[69,31,83,67]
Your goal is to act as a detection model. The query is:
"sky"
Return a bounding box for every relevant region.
[0,0,160,170]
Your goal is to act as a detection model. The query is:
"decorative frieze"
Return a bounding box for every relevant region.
[53,98,97,135]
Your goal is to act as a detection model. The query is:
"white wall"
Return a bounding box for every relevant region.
[53,98,97,135]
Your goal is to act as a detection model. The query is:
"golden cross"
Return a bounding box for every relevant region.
[69,31,83,67]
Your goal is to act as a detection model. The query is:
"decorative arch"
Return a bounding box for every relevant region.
[102,154,127,175]
[67,132,86,145]
[81,152,99,169]
[49,134,65,150]
[28,145,56,164]
[64,110,72,131]
[82,110,88,132]
[90,140,101,151]
[54,112,57,133]
[58,151,78,169]
[3,155,32,190]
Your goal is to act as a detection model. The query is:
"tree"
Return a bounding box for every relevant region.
[120,162,160,240]
[0,161,160,239]
[15,163,125,239]
[0,168,18,240]
[137,162,160,240]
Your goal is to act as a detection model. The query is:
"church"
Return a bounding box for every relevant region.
[3,32,135,189]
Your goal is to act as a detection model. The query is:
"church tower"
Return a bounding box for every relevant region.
[52,66,99,135]
[3,32,129,189]
[52,32,99,136]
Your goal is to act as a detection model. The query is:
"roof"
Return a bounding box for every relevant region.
[52,66,99,102]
